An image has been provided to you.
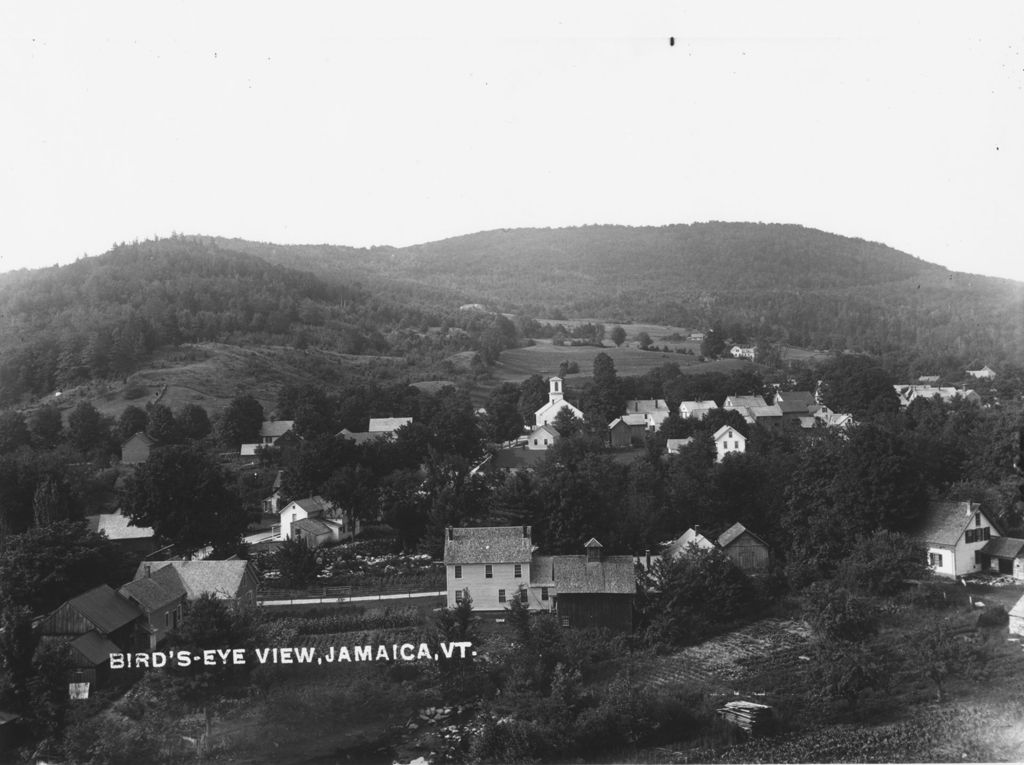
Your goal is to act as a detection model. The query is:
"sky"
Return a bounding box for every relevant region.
[1,2,1023,281]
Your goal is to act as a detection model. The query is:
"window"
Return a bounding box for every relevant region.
[541,587,549,601]
[965,528,990,544]
[929,552,943,567]
[561,616,570,627]
[498,589,506,603]
[485,564,493,579]
[454,565,462,579]
[165,612,170,628]
[514,564,522,578]
[975,513,982,527]
[455,590,464,603]
[520,589,528,603]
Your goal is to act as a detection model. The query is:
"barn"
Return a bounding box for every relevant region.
[552,539,635,632]
[717,523,771,574]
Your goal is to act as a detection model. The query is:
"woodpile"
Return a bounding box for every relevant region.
[716,700,774,734]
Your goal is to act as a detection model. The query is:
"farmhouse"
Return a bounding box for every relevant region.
[119,573,186,650]
[910,500,1003,578]
[259,420,295,445]
[713,425,746,462]
[278,496,360,547]
[533,377,584,428]
[773,390,818,424]
[133,560,260,609]
[121,431,156,465]
[444,525,534,611]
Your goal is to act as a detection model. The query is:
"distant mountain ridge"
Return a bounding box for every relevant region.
[218,222,1022,365]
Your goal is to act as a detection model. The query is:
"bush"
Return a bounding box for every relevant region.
[805,584,878,643]
[836,531,928,595]
[977,605,1009,628]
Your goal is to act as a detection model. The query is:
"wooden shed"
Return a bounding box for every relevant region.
[717,523,770,574]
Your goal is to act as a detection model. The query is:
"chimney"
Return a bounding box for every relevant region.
[144,563,151,578]
[645,549,651,569]
[522,525,529,538]
[446,526,453,541]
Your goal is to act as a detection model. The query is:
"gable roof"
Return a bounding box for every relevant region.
[665,437,694,453]
[281,496,332,517]
[67,585,142,634]
[260,420,295,439]
[679,400,718,412]
[337,428,382,445]
[368,417,413,433]
[121,431,155,448]
[662,528,715,557]
[443,526,534,565]
[774,391,816,409]
[911,500,995,547]
[750,404,783,419]
[119,575,185,612]
[135,560,255,600]
[552,554,635,594]
[712,425,746,442]
[717,522,768,549]
[530,424,560,439]
[535,398,583,421]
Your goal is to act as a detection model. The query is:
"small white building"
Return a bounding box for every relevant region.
[533,377,584,428]
[662,527,716,558]
[966,366,996,380]
[526,424,560,451]
[278,496,360,548]
[713,425,746,462]
[259,420,295,446]
[730,345,756,361]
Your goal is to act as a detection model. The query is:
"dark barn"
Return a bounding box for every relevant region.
[552,539,635,632]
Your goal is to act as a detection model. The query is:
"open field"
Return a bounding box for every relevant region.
[471,340,759,405]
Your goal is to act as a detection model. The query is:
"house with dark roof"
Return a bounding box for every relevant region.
[911,500,1004,578]
[550,539,635,632]
[444,527,636,631]
[717,522,771,574]
[121,431,157,465]
[607,413,646,448]
[132,560,260,609]
[119,570,187,649]
[36,584,144,687]
[444,526,534,610]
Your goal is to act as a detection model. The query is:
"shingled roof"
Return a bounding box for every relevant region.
[70,631,122,666]
[717,522,768,549]
[911,500,989,547]
[119,575,185,612]
[552,554,636,594]
[980,537,1024,559]
[67,585,143,634]
[135,560,254,600]
[443,526,534,565]
[293,517,334,536]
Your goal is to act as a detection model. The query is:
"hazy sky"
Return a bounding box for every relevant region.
[2,2,1023,281]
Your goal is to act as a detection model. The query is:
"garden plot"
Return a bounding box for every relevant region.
[634,618,812,692]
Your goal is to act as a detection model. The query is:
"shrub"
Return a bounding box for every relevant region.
[977,605,1009,628]
[805,584,878,643]
[836,531,928,595]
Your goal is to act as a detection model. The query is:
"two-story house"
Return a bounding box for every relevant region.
[713,425,746,462]
[444,526,534,610]
[119,569,187,650]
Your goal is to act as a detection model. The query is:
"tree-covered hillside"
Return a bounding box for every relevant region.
[227,222,1024,368]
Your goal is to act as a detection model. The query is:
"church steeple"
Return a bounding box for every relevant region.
[548,376,564,403]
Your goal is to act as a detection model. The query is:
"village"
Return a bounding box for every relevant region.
[3,339,1024,763]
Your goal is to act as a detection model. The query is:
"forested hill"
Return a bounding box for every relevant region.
[226,222,1024,366]
[0,237,442,404]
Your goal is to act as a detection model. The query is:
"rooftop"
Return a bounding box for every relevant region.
[444,526,534,565]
